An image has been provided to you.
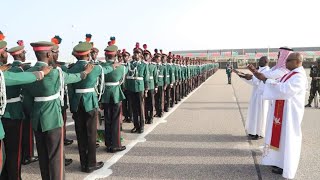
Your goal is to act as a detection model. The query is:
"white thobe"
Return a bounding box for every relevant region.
[244,66,270,137]
[261,66,308,179]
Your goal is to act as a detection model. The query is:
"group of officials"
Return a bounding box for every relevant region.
[233,47,308,179]
[0,31,217,180]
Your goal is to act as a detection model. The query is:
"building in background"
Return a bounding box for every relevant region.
[172,47,320,68]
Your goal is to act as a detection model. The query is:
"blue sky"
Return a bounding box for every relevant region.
[2,0,319,62]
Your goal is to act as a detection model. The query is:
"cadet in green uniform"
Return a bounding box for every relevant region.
[0,64,52,175]
[162,52,171,112]
[68,42,114,173]
[51,35,74,167]
[126,44,149,133]
[101,45,126,153]
[0,40,48,179]
[1,42,28,179]
[181,58,187,98]
[306,58,320,107]
[143,45,157,124]
[23,41,93,179]
[167,53,176,108]
[15,40,39,166]
[154,51,166,117]
[121,50,132,123]
[174,56,182,103]
[51,36,74,147]
[226,63,232,84]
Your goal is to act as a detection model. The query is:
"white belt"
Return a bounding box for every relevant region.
[150,77,154,80]
[7,97,21,103]
[34,92,60,102]
[166,75,170,77]
[158,75,164,78]
[126,76,143,80]
[75,88,95,93]
[105,81,120,86]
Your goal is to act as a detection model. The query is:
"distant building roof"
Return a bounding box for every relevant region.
[172,47,320,58]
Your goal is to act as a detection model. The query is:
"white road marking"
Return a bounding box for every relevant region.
[85,75,214,180]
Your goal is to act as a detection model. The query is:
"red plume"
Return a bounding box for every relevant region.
[135,42,140,49]
[110,36,116,45]
[17,40,24,46]
[0,34,5,41]
[51,38,59,45]
[143,44,147,50]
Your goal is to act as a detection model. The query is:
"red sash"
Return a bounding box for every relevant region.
[270,71,298,149]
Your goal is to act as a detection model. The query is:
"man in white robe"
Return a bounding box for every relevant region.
[235,56,270,140]
[254,52,307,179]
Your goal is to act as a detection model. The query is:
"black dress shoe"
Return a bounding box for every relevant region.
[105,147,112,153]
[81,166,87,172]
[305,104,312,108]
[86,162,104,173]
[149,119,153,124]
[138,129,144,134]
[109,146,126,153]
[64,139,74,146]
[65,158,73,166]
[22,156,39,165]
[250,135,262,140]
[272,167,283,175]
[96,143,100,148]
[131,128,138,133]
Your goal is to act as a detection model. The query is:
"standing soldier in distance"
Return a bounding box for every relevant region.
[126,43,149,134]
[143,44,157,124]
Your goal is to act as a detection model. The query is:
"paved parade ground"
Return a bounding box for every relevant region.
[21,69,320,180]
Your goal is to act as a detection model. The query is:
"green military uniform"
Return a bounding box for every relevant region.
[167,61,176,108]
[101,45,127,151]
[19,60,38,165]
[1,43,35,179]
[181,62,187,98]
[306,59,320,107]
[155,53,167,117]
[121,57,132,123]
[174,60,182,103]
[23,41,86,180]
[126,48,149,133]
[0,69,44,175]
[226,64,232,84]
[145,60,158,124]
[68,42,112,171]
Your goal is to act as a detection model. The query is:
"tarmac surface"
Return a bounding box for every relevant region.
[21,69,320,180]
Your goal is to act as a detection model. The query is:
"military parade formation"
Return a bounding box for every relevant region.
[0,31,217,180]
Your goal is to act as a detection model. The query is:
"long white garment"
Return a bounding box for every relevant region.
[244,66,270,137]
[261,66,308,179]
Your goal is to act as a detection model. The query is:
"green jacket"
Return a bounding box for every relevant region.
[0,70,40,139]
[101,60,127,104]
[23,61,84,132]
[148,62,158,90]
[167,63,175,84]
[175,64,181,82]
[68,60,113,112]
[157,63,167,87]
[125,60,149,92]
[3,60,25,120]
